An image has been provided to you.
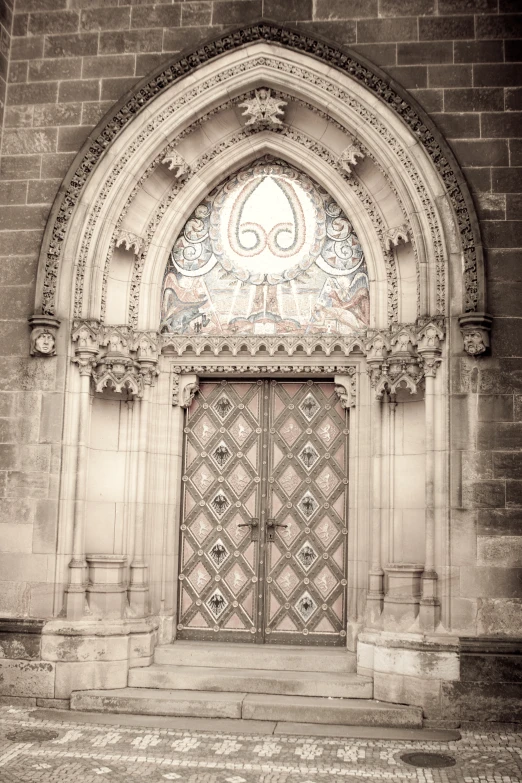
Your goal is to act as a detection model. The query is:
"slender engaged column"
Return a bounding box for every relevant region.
[128,378,152,616]
[388,393,397,564]
[168,373,198,638]
[367,394,384,624]
[64,355,96,619]
[419,364,440,630]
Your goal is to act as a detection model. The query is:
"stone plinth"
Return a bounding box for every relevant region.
[86,555,128,619]
[383,564,424,632]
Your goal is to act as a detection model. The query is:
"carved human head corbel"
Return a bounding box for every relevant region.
[29,314,60,357]
[458,313,493,356]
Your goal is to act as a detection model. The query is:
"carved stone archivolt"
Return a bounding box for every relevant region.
[38,23,483,324]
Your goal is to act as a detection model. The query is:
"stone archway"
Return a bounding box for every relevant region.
[28,23,490,713]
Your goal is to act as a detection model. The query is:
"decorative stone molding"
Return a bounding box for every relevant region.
[384,225,410,250]
[162,150,190,180]
[93,354,142,397]
[334,369,357,408]
[162,333,367,358]
[71,322,159,395]
[28,314,60,357]
[114,229,143,255]
[238,88,286,130]
[174,373,199,408]
[366,318,445,399]
[459,312,493,356]
[72,319,100,374]
[338,142,364,175]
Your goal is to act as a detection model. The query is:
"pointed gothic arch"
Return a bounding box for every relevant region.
[26,24,496,715]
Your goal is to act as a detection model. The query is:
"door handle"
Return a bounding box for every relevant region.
[266,518,288,541]
[238,518,259,528]
[238,518,259,541]
[267,519,288,529]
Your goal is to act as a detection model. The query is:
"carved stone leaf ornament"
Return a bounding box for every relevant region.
[40,23,483,324]
[238,88,287,129]
[114,229,143,255]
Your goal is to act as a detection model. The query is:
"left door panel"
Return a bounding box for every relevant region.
[178,380,263,642]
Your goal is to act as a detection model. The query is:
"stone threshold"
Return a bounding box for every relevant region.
[32,708,461,742]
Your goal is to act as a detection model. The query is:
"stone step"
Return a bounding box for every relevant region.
[154,641,356,673]
[71,688,243,719]
[242,693,423,728]
[129,664,373,699]
[71,688,422,728]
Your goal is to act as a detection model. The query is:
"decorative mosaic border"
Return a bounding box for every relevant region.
[42,23,479,316]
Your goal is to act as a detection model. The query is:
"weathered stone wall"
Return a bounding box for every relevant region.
[0,0,520,661]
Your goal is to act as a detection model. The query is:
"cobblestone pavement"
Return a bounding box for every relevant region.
[0,707,521,783]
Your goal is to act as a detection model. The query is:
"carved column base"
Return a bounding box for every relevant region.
[383,563,423,632]
[86,554,128,619]
[419,571,440,631]
[128,563,150,616]
[365,569,384,628]
[64,585,87,620]
[64,558,87,619]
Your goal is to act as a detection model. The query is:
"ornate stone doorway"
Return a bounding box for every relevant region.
[177,379,349,646]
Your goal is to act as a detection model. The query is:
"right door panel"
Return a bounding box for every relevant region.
[266,380,349,646]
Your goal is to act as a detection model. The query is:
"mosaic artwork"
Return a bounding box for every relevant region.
[2,707,522,783]
[161,158,370,336]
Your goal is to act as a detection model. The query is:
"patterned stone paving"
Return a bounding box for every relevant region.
[0,707,521,783]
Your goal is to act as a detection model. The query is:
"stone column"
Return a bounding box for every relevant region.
[65,323,99,619]
[418,323,443,631]
[367,394,384,624]
[128,363,156,616]
[168,373,199,638]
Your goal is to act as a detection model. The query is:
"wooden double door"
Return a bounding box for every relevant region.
[177,379,349,646]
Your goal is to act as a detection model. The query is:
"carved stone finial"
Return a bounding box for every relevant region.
[238,88,287,130]
[459,313,493,356]
[385,225,410,250]
[114,229,143,256]
[29,314,60,357]
[162,150,190,179]
[338,142,364,176]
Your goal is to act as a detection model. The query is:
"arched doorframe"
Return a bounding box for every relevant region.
[28,24,491,706]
